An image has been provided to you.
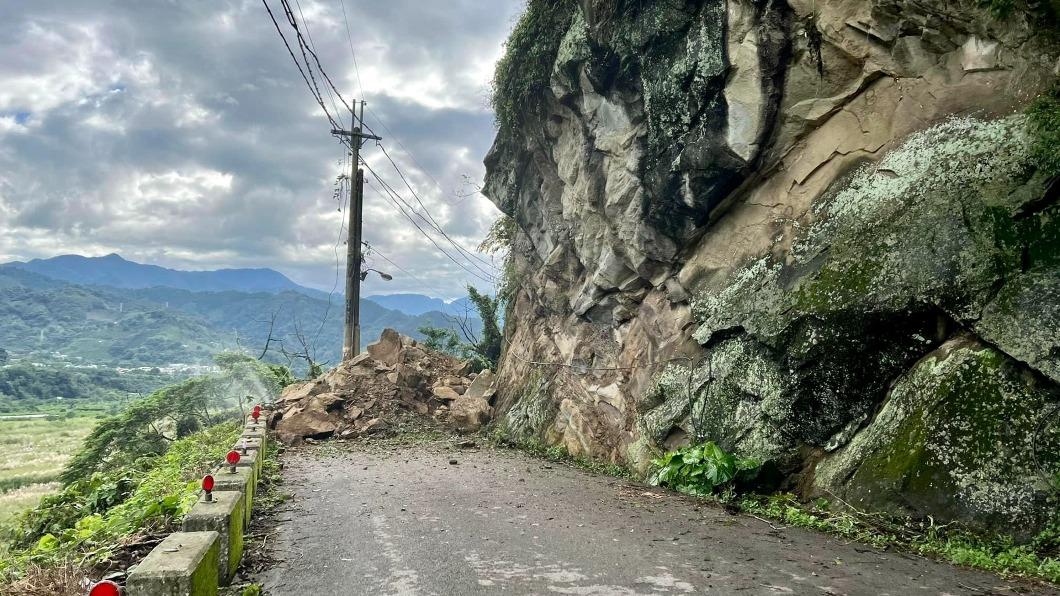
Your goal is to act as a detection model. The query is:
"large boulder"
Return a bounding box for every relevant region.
[464,369,497,402]
[276,408,339,444]
[814,337,1060,537]
[280,379,327,404]
[448,397,493,433]
[367,328,404,366]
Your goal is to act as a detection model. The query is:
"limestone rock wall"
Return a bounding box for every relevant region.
[483,0,1060,536]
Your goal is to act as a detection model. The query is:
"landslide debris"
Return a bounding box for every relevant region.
[270,329,497,445]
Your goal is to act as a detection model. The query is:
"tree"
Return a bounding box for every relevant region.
[422,286,505,372]
[466,286,502,366]
[418,325,463,357]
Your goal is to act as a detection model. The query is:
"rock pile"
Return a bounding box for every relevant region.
[271,329,497,445]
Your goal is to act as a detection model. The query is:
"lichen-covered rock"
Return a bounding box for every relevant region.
[813,337,1060,537]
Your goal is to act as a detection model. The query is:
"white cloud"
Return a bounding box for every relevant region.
[0,0,524,299]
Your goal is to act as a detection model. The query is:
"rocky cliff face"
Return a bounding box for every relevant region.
[483,0,1060,536]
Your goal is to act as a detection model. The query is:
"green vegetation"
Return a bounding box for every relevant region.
[735,493,1060,584]
[1,423,241,583]
[62,354,286,484]
[490,0,577,131]
[1027,81,1060,178]
[0,362,179,414]
[479,215,520,302]
[0,353,288,592]
[648,443,760,496]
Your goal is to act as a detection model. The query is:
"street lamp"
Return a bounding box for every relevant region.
[360,268,393,281]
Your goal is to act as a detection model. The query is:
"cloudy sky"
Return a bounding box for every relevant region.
[0,0,524,299]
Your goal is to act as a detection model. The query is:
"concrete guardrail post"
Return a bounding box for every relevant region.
[211,466,255,529]
[182,491,244,586]
[125,531,220,596]
[231,448,260,485]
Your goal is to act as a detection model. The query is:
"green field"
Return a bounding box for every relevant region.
[0,416,97,528]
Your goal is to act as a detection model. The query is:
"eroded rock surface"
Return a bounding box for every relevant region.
[484,0,1060,534]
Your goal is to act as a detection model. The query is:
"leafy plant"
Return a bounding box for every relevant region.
[417,325,464,357]
[478,215,522,303]
[466,287,503,367]
[649,442,760,496]
[418,286,504,371]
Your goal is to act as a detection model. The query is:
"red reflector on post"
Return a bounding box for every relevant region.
[226,450,241,465]
[88,579,121,596]
[202,475,215,492]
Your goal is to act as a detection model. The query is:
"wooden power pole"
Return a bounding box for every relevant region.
[332,100,380,360]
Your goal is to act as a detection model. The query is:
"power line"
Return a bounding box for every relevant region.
[293,0,344,128]
[364,173,493,284]
[335,0,365,100]
[364,174,495,285]
[363,162,496,282]
[261,0,343,132]
[279,0,351,116]
[376,142,496,272]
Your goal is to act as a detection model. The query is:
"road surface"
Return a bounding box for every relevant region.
[255,441,1054,595]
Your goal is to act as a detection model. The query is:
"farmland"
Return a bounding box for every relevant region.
[0,416,97,528]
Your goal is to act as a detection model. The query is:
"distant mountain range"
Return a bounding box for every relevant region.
[0,255,479,369]
[1,253,323,296]
[367,293,474,316]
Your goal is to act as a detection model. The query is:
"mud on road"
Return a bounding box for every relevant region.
[254,440,1055,595]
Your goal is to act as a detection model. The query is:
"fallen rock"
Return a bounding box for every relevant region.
[432,386,462,401]
[361,418,390,434]
[396,364,426,389]
[367,328,404,366]
[280,379,326,403]
[464,369,497,402]
[276,409,339,444]
[308,393,346,413]
[448,397,493,433]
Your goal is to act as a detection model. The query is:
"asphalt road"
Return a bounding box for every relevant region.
[255,441,1055,595]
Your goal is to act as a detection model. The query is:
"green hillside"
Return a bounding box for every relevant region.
[0,269,477,370]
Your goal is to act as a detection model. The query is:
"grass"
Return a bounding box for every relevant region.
[0,417,96,528]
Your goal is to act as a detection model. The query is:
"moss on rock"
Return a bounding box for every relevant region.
[814,338,1060,536]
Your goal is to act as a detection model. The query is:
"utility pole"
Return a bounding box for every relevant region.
[332,101,381,360]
